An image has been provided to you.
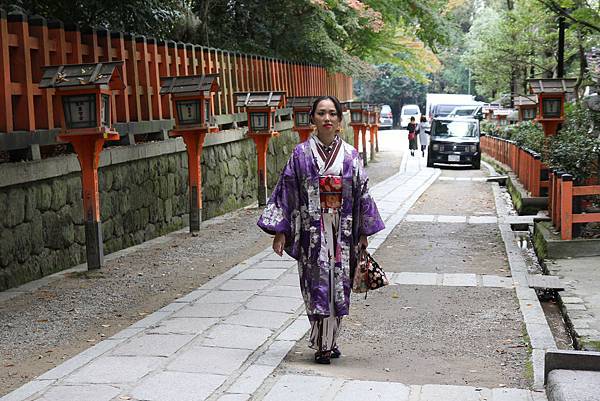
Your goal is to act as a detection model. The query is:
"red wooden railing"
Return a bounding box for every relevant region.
[548,171,600,240]
[0,10,353,136]
[480,135,548,197]
[482,135,600,240]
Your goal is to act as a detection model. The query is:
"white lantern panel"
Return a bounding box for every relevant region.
[63,94,96,129]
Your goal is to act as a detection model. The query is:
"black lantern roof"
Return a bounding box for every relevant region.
[159,74,220,95]
[513,95,538,107]
[287,96,317,108]
[234,91,286,108]
[528,78,577,94]
[39,61,124,89]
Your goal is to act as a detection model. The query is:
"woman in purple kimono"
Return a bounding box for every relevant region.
[257,96,385,364]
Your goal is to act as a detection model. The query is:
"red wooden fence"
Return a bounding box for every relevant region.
[482,135,600,240]
[0,10,353,136]
[548,171,600,240]
[480,135,548,197]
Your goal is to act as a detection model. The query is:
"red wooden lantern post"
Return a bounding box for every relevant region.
[360,103,370,166]
[368,104,380,161]
[527,78,576,136]
[288,96,316,143]
[513,95,538,122]
[39,61,124,269]
[345,102,368,165]
[235,91,286,206]
[159,74,220,233]
[373,104,381,153]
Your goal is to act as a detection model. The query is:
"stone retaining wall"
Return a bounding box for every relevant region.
[0,117,354,291]
[0,114,352,291]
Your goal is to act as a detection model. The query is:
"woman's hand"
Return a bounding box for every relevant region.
[273,232,286,256]
[358,235,368,250]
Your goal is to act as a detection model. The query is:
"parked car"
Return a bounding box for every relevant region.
[379,104,393,129]
[400,104,421,128]
[426,117,481,169]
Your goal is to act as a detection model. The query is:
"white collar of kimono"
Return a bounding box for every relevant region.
[310,134,344,175]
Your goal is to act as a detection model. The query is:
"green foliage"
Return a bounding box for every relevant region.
[354,63,427,118]
[547,103,600,182]
[509,121,546,153]
[480,120,500,136]
[1,0,184,39]
[188,0,451,78]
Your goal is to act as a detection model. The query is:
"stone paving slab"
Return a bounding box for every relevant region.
[128,371,227,401]
[166,346,253,375]
[405,214,499,224]
[201,324,273,349]
[545,256,600,351]
[389,272,514,289]
[172,302,241,318]
[246,295,304,313]
[224,309,293,329]
[110,333,195,357]
[234,269,287,281]
[259,374,545,401]
[442,273,477,286]
[63,356,164,384]
[147,317,219,335]
[35,384,122,401]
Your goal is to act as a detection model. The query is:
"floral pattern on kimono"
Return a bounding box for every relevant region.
[258,136,384,321]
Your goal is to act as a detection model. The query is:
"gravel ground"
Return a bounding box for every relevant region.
[376,222,509,275]
[284,285,530,389]
[0,133,403,396]
[279,160,531,388]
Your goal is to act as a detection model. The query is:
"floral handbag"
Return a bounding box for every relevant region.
[352,248,389,297]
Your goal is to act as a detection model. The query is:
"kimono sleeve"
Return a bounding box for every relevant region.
[257,154,300,237]
[356,160,385,237]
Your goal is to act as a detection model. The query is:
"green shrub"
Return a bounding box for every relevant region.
[481,120,499,136]
[510,121,545,154]
[547,102,600,182]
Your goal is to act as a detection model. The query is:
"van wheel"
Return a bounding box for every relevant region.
[472,158,481,169]
[426,155,434,168]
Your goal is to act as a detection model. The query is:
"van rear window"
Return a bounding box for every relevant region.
[434,105,459,116]
[403,108,419,115]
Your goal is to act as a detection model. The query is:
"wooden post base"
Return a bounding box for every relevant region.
[180,131,207,233]
[249,134,274,206]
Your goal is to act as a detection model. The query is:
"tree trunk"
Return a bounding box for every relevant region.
[557,14,565,77]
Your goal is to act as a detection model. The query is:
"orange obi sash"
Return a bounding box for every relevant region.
[319,175,342,210]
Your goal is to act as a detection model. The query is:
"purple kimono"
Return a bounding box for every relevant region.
[257,139,384,321]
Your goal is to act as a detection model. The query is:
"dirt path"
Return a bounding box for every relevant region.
[0,133,402,396]
[280,157,532,389]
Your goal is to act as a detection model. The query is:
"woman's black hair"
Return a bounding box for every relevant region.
[420,115,427,122]
[410,116,415,121]
[309,95,343,121]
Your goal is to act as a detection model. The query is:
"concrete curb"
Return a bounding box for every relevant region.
[491,181,557,390]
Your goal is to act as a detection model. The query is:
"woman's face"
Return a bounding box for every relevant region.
[312,99,340,136]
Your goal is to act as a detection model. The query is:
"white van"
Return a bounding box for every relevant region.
[400,104,421,128]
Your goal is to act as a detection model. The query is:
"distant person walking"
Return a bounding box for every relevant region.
[257,96,385,365]
[407,116,418,156]
[418,115,429,157]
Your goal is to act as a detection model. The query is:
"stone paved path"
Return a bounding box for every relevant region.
[2,137,554,401]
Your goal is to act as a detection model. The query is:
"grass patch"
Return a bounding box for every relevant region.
[521,324,535,385]
[482,154,508,174]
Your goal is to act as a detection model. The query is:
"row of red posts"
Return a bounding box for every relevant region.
[479,77,600,240]
[38,60,381,269]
